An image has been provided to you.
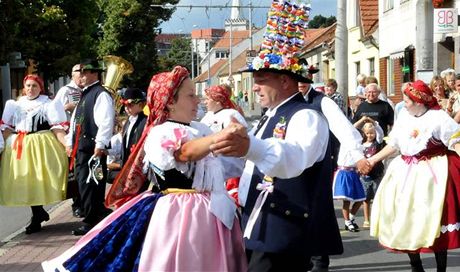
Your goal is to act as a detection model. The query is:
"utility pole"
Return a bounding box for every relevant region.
[191,39,195,79]
[335,0,348,114]
[415,0,433,80]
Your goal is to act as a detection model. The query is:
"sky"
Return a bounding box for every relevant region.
[159,0,337,34]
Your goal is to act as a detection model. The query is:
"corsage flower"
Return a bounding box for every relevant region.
[273,116,287,139]
[160,127,188,152]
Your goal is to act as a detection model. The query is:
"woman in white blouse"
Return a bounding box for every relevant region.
[368,80,460,272]
[201,84,247,203]
[42,66,247,272]
[0,75,68,234]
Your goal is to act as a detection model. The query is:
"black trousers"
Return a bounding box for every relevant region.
[248,250,311,272]
[75,152,110,226]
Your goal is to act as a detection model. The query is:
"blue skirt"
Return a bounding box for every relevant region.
[63,193,162,272]
[332,169,366,202]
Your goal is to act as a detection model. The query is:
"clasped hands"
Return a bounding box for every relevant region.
[210,117,250,157]
[356,158,377,175]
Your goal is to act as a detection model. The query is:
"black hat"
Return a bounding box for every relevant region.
[80,58,104,72]
[120,88,146,105]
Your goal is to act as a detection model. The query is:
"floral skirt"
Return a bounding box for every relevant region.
[0,131,67,206]
[42,190,247,272]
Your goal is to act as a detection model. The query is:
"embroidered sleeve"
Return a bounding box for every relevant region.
[435,111,460,150]
[144,124,190,171]
[0,100,17,131]
[46,99,68,130]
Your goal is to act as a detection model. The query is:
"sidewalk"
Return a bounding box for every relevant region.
[0,199,459,272]
[0,199,80,272]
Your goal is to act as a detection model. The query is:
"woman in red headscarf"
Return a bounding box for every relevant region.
[0,74,68,234]
[42,66,247,272]
[201,84,247,204]
[367,80,460,271]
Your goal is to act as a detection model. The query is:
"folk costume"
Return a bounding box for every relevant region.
[201,84,247,204]
[238,2,343,269]
[67,60,115,230]
[371,81,460,253]
[120,88,147,166]
[0,75,68,234]
[42,66,247,272]
[0,76,68,206]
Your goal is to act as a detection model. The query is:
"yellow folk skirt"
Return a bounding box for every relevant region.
[370,155,448,251]
[0,131,68,206]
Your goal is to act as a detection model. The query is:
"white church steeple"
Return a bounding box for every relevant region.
[225,0,249,31]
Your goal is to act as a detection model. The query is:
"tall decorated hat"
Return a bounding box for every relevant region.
[244,0,312,83]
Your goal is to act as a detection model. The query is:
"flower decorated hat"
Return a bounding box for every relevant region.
[243,0,313,83]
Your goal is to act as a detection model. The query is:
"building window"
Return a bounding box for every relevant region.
[215,51,229,59]
[387,58,395,96]
[355,61,360,76]
[384,0,394,12]
[348,0,359,28]
[369,58,375,76]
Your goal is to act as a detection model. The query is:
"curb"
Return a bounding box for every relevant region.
[0,199,70,257]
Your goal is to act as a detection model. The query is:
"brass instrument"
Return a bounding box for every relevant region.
[103,55,134,113]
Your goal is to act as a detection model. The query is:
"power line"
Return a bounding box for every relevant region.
[150,4,270,9]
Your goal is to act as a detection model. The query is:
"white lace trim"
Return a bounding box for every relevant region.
[440,222,460,233]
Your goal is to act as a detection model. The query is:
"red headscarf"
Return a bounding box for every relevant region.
[106,66,190,208]
[23,74,45,94]
[205,85,245,116]
[403,80,440,110]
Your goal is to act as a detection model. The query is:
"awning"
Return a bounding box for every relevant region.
[389,51,405,59]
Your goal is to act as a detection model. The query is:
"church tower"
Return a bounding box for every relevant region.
[225,0,249,31]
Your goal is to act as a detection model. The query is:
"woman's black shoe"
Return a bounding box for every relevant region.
[25,212,50,234]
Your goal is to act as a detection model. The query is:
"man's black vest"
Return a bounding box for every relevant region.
[242,93,343,255]
[305,89,341,168]
[73,83,108,154]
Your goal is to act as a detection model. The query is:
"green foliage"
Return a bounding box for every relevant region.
[157,37,193,72]
[98,0,179,90]
[308,15,337,29]
[0,0,99,80]
[0,0,179,88]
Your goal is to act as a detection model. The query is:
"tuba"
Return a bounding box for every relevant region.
[103,55,134,113]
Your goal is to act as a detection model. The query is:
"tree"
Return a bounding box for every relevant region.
[308,15,337,29]
[97,0,179,90]
[158,37,196,73]
[0,0,99,80]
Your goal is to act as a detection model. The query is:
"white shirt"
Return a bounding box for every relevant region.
[108,133,122,164]
[66,81,115,149]
[238,93,329,206]
[200,109,247,133]
[0,130,4,153]
[54,81,82,121]
[305,90,364,165]
[125,115,139,148]
[387,109,460,155]
[1,96,67,132]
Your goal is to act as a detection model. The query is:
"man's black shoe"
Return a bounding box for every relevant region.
[72,208,83,218]
[72,225,92,236]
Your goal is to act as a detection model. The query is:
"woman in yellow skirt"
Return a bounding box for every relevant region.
[0,74,68,234]
[368,80,460,272]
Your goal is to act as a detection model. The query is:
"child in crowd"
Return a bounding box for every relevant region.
[0,132,3,154]
[106,117,126,184]
[332,146,366,232]
[355,118,384,229]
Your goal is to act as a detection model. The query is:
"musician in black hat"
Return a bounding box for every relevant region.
[119,88,147,166]
[67,58,114,236]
